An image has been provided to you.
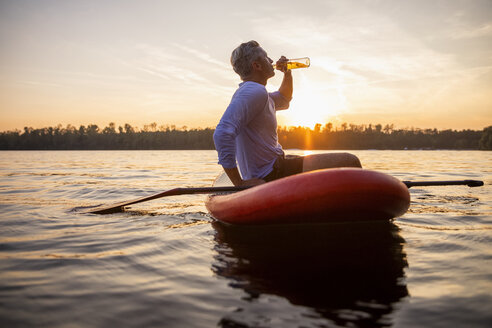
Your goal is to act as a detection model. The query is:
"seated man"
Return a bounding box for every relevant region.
[214,40,361,187]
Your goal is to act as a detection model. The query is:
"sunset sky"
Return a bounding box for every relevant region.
[1,0,491,131]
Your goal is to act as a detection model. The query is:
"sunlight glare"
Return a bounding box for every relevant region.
[280,73,347,129]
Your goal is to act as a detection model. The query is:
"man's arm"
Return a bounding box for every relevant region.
[223,167,265,187]
[276,56,293,100]
[278,70,292,100]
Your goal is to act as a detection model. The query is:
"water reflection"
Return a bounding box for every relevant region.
[212,221,409,327]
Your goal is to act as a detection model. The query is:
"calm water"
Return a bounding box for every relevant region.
[0,150,491,327]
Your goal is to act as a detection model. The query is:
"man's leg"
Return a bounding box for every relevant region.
[302,152,362,172]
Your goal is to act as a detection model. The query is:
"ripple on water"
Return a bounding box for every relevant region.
[0,150,491,327]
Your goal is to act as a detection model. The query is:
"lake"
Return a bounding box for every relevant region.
[0,150,491,327]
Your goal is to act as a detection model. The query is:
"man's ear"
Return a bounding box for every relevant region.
[251,60,261,71]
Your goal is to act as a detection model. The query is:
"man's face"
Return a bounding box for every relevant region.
[256,49,275,79]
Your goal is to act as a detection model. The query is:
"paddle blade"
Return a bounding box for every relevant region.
[465,180,485,187]
[84,205,124,215]
[79,188,183,214]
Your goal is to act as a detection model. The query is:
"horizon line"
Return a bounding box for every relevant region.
[1,122,490,133]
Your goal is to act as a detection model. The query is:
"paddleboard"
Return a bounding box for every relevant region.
[205,168,410,225]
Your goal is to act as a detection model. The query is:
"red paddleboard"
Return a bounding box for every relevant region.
[205,168,410,225]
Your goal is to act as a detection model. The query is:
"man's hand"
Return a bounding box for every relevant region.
[223,167,265,187]
[275,56,290,73]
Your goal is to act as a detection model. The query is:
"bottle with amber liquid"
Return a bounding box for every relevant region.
[273,57,310,70]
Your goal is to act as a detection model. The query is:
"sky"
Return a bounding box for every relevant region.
[0,0,491,131]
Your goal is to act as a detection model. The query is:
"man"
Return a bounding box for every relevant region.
[214,40,361,187]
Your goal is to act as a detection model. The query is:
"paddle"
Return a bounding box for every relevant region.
[81,186,250,215]
[81,179,483,215]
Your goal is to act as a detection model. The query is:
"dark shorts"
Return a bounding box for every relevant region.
[263,154,304,182]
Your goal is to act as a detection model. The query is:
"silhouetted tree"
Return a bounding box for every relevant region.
[479,126,492,150]
[0,122,486,150]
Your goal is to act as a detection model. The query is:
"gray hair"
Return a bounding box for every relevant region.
[230,40,265,79]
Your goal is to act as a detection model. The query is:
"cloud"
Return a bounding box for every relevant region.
[450,23,492,39]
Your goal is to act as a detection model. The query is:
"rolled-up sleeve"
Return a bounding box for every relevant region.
[269,91,291,110]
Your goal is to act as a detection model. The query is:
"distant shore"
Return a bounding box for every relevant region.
[1,123,491,150]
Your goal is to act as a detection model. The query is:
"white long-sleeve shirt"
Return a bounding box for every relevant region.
[213,81,290,180]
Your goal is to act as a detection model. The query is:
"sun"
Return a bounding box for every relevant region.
[283,101,328,129]
[278,76,347,129]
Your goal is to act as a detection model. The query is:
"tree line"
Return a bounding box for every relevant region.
[0,122,491,150]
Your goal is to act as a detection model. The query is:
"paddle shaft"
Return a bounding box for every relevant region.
[84,179,483,214]
[403,180,483,188]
